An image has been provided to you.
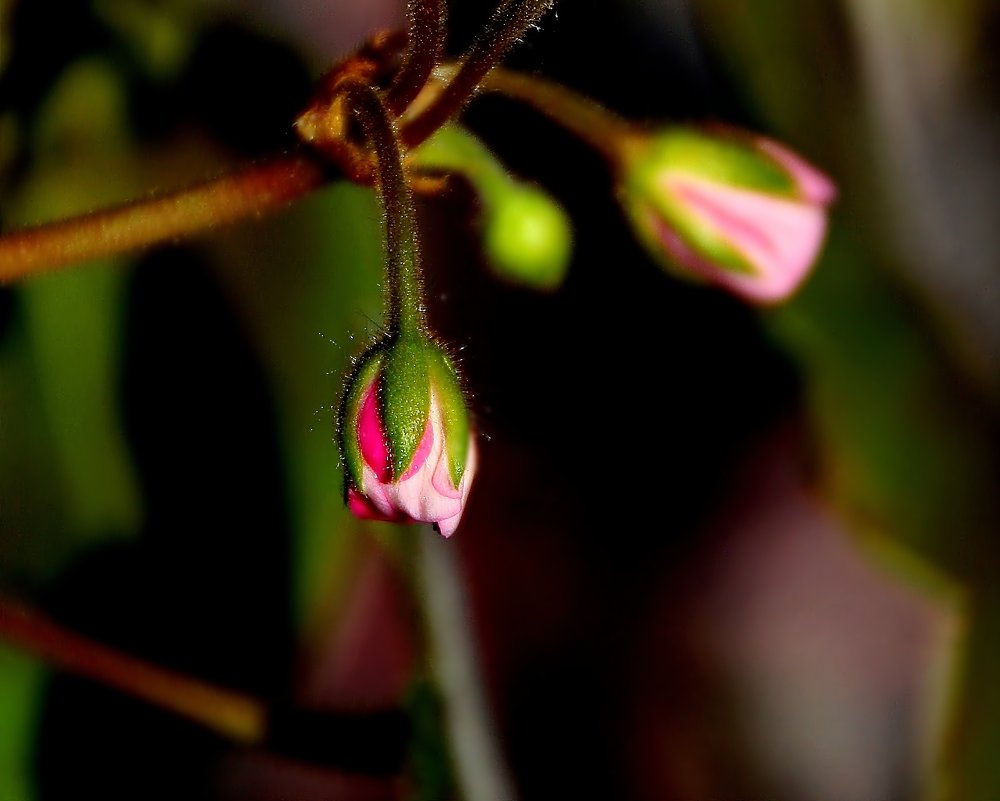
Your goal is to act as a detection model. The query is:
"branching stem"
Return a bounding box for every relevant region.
[401,0,556,148]
[450,65,637,162]
[385,0,449,116]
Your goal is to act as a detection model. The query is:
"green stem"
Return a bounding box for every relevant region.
[0,152,328,283]
[385,0,448,117]
[939,587,1000,801]
[416,527,518,801]
[402,0,557,149]
[340,80,426,337]
[467,66,637,163]
[409,123,513,200]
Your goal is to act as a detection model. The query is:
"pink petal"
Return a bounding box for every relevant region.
[435,435,478,538]
[663,175,828,302]
[360,463,396,517]
[387,403,463,524]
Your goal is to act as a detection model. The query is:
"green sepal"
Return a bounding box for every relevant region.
[339,348,384,492]
[636,127,797,197]
[654,195,758,277]
[428,348,470,488]
[380,338,432,480]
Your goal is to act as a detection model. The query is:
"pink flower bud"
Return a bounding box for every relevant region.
[620,127,836,303]
[340,342,476,538]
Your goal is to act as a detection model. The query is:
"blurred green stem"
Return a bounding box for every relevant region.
[415,528,518,801]
[940,588,1000,801]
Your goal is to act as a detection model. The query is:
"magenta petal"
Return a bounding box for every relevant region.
[349,486,402,522]
[357,377,391,482]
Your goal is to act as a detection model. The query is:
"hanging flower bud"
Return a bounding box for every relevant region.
[619,126,836,303]
[339,337,477,537]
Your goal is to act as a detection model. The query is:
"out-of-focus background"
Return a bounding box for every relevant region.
[1,0,998,799]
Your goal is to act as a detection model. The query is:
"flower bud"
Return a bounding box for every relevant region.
[339,337,476,537]
[619,126,836,303]
[483,184,572,291]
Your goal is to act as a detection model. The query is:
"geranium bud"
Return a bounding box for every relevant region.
[339,337,476,537]
[483,185,572,291]
[619,126,836,303]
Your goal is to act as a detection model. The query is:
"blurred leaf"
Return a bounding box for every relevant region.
[0,646,43,801]
[21,267,139,541]
[4,58,142,558]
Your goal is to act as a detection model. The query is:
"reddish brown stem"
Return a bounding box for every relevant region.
[0,152,329,283]
[0,595,266,742]
[401,0,556,148]
[385,0,448,116]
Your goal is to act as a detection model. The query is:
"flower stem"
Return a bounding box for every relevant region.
[340,80,426,338]
[0,153,328,284]
[416,528,519,801]
[0,594,266,742]
[385,0,448,117]
[401,0,557,149]
[940,588,1000,801]
[462,66,637,163]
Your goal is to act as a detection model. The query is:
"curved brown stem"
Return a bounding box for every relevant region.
[0,152,329,283]
[339,79,426,337]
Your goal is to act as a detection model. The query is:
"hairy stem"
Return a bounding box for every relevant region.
[0,153,328,283]
[450,65,636,162]
[401,0,557,149]
[385,0,448,116]
[0,595,266,742]
[341,80,426,337]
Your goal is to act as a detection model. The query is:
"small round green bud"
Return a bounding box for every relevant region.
[483,185,572,291]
